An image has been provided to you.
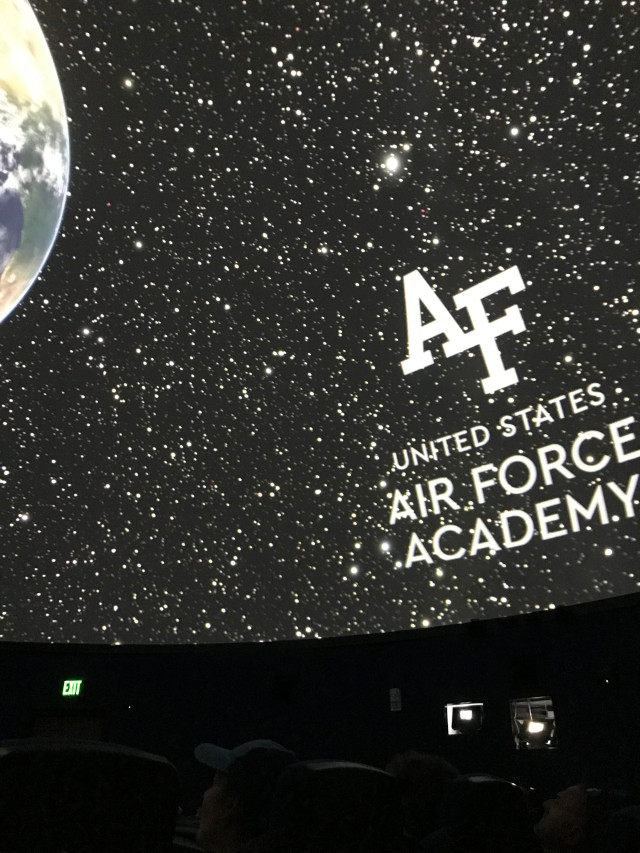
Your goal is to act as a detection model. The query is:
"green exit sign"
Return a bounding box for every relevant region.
[62,679,83,697]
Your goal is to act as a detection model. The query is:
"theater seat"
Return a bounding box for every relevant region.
[265,759,402,852]
[0,738,178,852]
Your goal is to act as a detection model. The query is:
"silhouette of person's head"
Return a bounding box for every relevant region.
[195,740,295,853]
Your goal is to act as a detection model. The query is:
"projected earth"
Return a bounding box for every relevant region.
[0,0,69,323]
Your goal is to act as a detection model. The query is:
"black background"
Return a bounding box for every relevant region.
[0,0,638,642]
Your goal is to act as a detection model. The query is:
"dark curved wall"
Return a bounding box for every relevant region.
[1,592,639,811]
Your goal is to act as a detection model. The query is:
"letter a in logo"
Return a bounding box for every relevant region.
[400,266,526,394]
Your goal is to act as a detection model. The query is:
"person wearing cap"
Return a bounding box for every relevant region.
[194,739,295,853]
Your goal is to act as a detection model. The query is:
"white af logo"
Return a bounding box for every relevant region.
[400,266,526,394]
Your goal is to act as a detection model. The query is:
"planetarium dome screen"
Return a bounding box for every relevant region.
[0,0,637,644]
